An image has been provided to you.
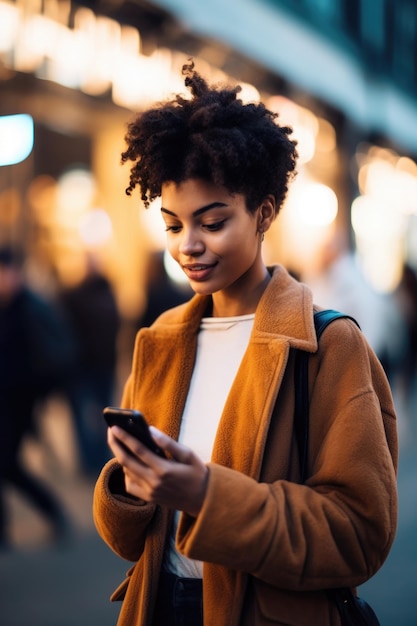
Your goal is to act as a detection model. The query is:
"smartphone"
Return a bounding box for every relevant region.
[103,406,166,458]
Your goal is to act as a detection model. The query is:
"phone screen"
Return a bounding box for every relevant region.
[103,407,166,458]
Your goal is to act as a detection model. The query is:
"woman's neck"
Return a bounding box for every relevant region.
[210,270,271,317]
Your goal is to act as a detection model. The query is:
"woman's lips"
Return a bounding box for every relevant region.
[182,263,216,281]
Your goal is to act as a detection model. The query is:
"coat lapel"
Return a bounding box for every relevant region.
[212,334,289,478]
[212,265,316,478]
[131,295,207,440]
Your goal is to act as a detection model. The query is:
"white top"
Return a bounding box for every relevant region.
[163,313,255,578]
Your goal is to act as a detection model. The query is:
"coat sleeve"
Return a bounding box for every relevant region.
[93,458,157,562]
[176,320,398,591]
[93,364,159,563]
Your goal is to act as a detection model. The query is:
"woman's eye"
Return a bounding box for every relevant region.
[165,224,182,233]
[204,220,226,232]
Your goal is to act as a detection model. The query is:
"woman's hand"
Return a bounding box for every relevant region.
[107,425,208,517]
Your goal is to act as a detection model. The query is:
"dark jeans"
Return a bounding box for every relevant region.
[0,395,69,545]
[66,368,114,477]
[152,571,203,626]
[0,463,68,544]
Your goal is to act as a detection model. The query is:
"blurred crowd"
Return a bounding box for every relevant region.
[0,245,190,550]
[0,240,416,550]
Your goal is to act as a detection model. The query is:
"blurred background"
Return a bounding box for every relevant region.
[0,0,416,624]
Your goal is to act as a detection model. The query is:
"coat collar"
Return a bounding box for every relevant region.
[153,265,318,353]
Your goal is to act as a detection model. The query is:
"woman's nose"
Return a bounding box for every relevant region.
[178,229,204,255]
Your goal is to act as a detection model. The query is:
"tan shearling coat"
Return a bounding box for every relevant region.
[93,265,398,626]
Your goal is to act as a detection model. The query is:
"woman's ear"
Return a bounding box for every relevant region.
[258,195,276,233]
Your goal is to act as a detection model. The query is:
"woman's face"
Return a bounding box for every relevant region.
[160,178,272,314]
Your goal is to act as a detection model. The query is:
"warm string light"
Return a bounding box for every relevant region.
[1,0,416,296]
[0,0,260,109]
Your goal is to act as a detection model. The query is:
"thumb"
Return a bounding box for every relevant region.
[149,426,196,465]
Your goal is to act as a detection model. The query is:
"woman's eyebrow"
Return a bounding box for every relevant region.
[161,202,228,218]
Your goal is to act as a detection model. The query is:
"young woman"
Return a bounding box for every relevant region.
[93,62,398,626]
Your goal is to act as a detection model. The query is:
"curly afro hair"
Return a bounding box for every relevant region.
[121,61,298,215]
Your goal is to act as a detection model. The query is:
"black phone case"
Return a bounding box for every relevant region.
[103,407,166,458]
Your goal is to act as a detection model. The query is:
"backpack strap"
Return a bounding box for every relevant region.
[294,311,379,623]
[294,310,360,483]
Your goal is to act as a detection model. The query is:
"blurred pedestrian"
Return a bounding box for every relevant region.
[136,250,192,330]
[0,246,74,549]
[304,235,406,382]
[394,262,417,426]
[60,253,121,478]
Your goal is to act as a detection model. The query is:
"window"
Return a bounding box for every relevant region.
[361,0,386,53]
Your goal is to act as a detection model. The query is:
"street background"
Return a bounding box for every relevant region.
[0,390,416,626]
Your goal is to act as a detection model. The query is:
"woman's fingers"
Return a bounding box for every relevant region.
[108,425,162,464]
[149,426,194,464]
[108,425,208,516]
